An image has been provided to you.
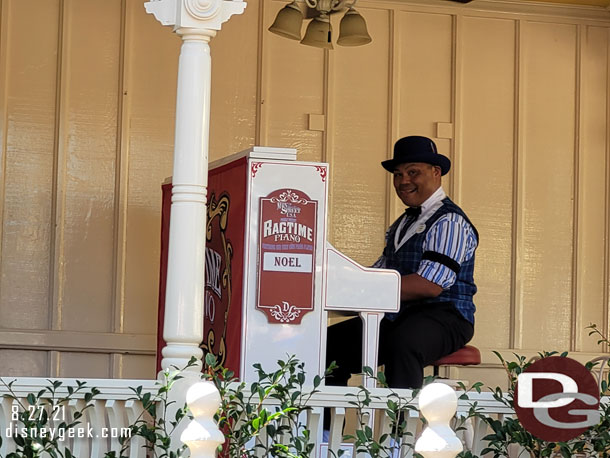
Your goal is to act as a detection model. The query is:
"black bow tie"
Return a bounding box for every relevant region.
[405,206,422,218]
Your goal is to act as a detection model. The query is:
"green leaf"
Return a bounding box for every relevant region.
[355,429,368,444]
[205,353,217,368]
[251,417,260,431]
[362,366,374,377]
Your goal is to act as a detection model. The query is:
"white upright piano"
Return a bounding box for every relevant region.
[157,147,400,386]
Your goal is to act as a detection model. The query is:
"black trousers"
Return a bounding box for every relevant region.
[325,302,474,389]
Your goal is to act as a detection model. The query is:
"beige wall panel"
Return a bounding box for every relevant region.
[0,0,59,329]
[395,10,453,218]
[122,1,179,335]
[575,26,609,351]
[58,352,110,378]
[209,0,259,161]
[59,0,122,332]
[397,11,453,139]
[0,350,48,377]
[116,354,156,379]
[458,17,516,349]
[518,21,577,350]
[261,2,324,163]
[329,8,390,265]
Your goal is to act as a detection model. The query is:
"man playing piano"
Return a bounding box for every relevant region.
[327,135,478,389]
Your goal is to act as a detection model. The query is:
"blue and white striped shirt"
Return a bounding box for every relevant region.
[375,187,477,291]
[417,212,478,289]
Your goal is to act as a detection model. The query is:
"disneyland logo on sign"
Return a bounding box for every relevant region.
[514,356,600,442]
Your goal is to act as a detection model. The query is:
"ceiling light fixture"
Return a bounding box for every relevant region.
[268,0,372,49]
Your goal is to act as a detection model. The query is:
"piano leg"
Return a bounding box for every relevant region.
[359,311,384,389]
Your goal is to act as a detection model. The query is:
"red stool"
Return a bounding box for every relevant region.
[432,345,481,377]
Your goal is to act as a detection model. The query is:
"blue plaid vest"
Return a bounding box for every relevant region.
[384,197,478,324]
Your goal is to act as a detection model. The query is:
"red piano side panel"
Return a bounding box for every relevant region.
[157,158,248,377]
[156,183,172,373]
[204,158,248,377]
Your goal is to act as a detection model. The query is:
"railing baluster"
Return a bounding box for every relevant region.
[452,411,469,449]
[355,408,371,458]
[68,398,87,456]
[469,416,489,456]
[327,406,346,457]
[106,399,126,453]
[378,405,393,448]
[124,399,146,458]
[307,406,323,458]
[401,409,419,458]
[255,425,269,457]
[90,399,106,457]
[0,397,17,455]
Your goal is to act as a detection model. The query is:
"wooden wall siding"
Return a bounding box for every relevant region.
[0,0,609,382]
[576,25,609,353]
[122,0,179,340]
[208,0,259,162]
[0,0,178,378]
[517,21,577,351]
[259,1,326,164]
[328,7,391,261]
[458,16,516,351]
[0,0,59,333]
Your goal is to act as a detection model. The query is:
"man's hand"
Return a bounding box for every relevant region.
[400,273,443,301]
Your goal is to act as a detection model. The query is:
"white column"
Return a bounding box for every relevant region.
[146,0,246,374]
[161,26,214,373]
[144,0,246,448]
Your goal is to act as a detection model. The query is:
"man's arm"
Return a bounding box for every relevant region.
[401,213,477,302]
[400,273,443,301]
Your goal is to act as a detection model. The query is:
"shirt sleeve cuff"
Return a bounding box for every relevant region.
[417,260,457,289]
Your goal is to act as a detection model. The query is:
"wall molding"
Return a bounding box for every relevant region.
[476,348,610,366]
[361,0,610,23]
[0,329,156,355]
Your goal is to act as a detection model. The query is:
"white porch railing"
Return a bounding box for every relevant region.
[3,376,607,458]
[0,376,517,458]
[0,377,158,457]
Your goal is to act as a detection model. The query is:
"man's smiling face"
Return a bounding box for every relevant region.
[393,162,442,207]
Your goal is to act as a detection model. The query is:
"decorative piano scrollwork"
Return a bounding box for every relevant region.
[251,162,263,177]
[202,192,232,368]
[269,301,301,323]
[315,166,327,182]
[200,329,227,368]
[269,190,308,205]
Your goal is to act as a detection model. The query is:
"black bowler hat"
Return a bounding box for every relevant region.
[381,136,451,175]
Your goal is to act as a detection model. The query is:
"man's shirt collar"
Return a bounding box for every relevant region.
[419,186,446,216]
